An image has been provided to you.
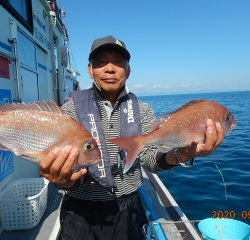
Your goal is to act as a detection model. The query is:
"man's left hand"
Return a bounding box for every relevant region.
[178,119,224,162]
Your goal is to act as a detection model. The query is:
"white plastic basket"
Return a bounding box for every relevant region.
[0,177,49,231]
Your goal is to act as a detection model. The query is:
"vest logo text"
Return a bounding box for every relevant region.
[127,99,134,123]
[88,114,106,178]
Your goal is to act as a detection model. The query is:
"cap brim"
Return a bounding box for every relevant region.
[88,43,130,62]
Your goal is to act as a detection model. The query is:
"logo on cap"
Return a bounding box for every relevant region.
[115,39,122,47]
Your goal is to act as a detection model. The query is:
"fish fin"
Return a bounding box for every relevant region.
[14,151,41,164]
[149,99,208,132]
[157,145,172,152]
[169,99,207,115]
[45,100,65,114]
[0,143,11,151]
[149,113,173,132]
[0,101,66,115]
[36,101,51,111]
[0,103,26,112]
[108,136,145,173]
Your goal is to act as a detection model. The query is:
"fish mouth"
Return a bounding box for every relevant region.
[89,158,102,165]
[72,158,102,171]
[228,122,237,133]
[231,121,237,129]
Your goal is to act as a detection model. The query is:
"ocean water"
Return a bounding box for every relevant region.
[138,91,250,227]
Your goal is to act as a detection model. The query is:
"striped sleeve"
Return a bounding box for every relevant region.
[61,100,79,121]
[138,100,176,173]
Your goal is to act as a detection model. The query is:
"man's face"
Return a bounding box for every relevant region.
[88,48,130,97]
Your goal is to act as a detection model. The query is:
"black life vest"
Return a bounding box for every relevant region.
[70,88,141,187]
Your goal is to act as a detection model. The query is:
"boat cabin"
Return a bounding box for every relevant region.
[0,0,80,196]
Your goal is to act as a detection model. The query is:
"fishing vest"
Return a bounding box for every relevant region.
[70,88,142,187]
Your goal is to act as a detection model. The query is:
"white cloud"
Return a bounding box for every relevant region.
[131,83,202,92]
[134,85,148,89]
[130,83,245,94]
[152,85,172,89]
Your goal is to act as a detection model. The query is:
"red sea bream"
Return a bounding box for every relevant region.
[0,101,101,170]
[109,100,237,173]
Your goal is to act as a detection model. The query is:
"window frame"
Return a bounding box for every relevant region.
[0,0,33,33]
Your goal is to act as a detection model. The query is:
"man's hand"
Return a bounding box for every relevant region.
[178,119,224,162]
[39,145,87,188]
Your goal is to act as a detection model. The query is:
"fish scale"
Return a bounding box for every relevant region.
[0,110,63,152]
[152,103,217,148]
[109,100,237,173]
[0,101,101,169]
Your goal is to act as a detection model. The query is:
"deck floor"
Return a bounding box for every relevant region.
[0,183,64,240]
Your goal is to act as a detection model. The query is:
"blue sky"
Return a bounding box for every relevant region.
[60,0,250,96]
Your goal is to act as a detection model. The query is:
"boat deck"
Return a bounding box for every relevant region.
[0,183,63,240]
[0,169,202,240]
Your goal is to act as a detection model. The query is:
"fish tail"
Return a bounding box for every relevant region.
[108,135,146,173]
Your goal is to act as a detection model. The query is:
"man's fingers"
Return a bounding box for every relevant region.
[70,168,87,181]
[39,145,85,185]
[205,119,217,151]
[60,147,79,176]
[50,145,73,176]
[215,122,224,148]
[179,120,225,160]
[178,140,198,162]
[39,147,61,174]
[189,140,198,151]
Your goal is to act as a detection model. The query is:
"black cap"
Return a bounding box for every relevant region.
[88,35,130,62]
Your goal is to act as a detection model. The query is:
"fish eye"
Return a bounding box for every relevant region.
[84,141,93,151]
[224,113,230,123]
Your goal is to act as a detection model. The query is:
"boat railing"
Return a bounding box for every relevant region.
[138,185,167,240]
[139,168,203,240]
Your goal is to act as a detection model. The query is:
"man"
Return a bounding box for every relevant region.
[39,36,224,240]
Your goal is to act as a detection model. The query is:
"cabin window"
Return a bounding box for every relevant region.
[18,31,36,70]
[0,0,33,32]
[8,0,28,21]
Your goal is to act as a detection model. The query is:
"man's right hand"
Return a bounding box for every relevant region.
[39,145,87,189]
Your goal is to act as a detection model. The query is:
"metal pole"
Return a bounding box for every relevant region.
[8,38,21,103]
[138,186,167,240]
[49,24,59,104]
